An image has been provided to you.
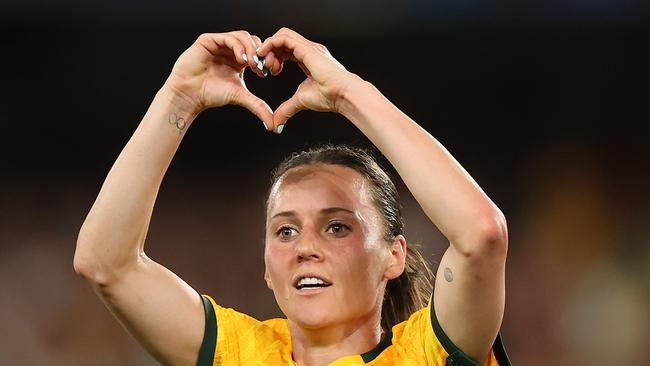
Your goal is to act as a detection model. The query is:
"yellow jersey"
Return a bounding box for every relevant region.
[197,295,510,366]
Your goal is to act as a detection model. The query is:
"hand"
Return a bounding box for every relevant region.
[256,28,361,132]
[164,31,274,128]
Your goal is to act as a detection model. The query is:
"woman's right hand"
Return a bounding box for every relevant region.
[164,31,274,128]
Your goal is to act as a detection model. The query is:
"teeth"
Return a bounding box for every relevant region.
[296,276,330,289]
[298,277,325,286]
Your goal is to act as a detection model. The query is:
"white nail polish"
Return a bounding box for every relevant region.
[253,55,259,63]
[262,121,269,130]
[242,53,248,62]
[275,124,284,134]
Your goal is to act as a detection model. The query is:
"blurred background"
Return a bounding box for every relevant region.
[1,0,649,365]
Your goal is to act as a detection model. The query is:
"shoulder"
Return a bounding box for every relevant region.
[198,295,291,366]
[386,300,512,366]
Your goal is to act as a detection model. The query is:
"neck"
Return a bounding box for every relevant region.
[289,311,384,366]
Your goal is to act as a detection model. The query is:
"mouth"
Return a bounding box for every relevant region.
[294,275,332,291]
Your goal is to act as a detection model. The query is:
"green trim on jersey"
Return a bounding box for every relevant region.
[360,329,393,362]
[197,295,217,366]
[430,302,512,366]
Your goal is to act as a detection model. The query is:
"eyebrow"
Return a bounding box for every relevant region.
[270,207,355,220]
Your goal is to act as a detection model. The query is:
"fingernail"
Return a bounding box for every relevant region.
[256,46,261,53]
[262,121,269,130]
[242,53,248,62]
[253,55,266,71]
[262,66,270,77]
[275,124,284,134]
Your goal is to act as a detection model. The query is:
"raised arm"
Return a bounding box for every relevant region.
[73,31,273,365]
[258,28,507,363]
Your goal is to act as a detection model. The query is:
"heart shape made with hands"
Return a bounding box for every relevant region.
[235,36,348,135]
[241,53,315,134]
[243,54,289,133]
[179,30,349,134]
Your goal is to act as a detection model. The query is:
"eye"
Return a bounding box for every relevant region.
[276,226,298,241]
[326,222,350,237]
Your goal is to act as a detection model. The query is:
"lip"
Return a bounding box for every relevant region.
[295,286,330,296]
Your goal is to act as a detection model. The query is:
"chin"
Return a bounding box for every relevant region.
[286,301,337,329]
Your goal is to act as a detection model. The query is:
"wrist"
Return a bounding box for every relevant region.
[335,75,378,120]
[159,79,202,121]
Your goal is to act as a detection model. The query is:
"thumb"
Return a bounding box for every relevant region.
[231,87,274,131]
[273,93,304,134]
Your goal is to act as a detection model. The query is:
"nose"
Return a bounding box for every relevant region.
[295,232,324,262]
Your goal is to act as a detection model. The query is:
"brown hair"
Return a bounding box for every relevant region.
[266,144,434,330]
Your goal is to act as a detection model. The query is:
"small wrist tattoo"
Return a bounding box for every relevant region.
[444,267,453,282]
[168,112,187,134]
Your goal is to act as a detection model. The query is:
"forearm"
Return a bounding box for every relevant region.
[75,85,198,282]
[339,78,506,253]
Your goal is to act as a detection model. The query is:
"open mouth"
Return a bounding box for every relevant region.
[294,276,332,290]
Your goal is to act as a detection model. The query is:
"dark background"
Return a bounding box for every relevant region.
[2,1,649,365]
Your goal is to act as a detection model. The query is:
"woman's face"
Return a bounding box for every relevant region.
[264,164,405,330]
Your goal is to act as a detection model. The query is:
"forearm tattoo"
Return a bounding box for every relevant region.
[444,267,453,282]
[168,112,187,134]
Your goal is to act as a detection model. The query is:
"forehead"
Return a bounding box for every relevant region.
[268,164,372,214]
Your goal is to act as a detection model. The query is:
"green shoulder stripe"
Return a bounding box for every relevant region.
[430,303,512,366]
[196,294,217,366]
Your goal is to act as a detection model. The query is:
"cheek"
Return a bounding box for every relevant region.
[338,240,385,281]
[266,241,290,259]
[264,243,290,278]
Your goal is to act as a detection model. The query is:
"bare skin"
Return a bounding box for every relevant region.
[75,27,507,366]
[264,165,406,365]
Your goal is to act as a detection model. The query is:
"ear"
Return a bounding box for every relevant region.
[384,234,407,280]
[264,268,274,290]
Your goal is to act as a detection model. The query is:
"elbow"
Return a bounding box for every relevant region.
[74,237,142,288]
[476,211,508,257]
[73,251,93,280]
[73,236,99,282]
[73,246,119,288]
[458,211,508,260]
[73,232,116,286]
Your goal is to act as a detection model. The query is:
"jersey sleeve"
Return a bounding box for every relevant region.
[428,299,511,366]
[393,297,512,366]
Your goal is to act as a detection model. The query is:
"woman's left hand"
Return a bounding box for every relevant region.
[256,28,361,132]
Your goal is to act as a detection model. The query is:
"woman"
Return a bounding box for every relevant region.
[74,28,511,366]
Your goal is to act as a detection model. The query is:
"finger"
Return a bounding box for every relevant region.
[257,30,305,61]
[273,93,305,133]
[231,87,274,130]
[251,35,262,49]
[258,34,323,79]
[278,27,309,41]
[229,31,264,77]
[256,44,298,78]
[196,33,248,66]
[257,27,307,55]
[247,35,271,77]
[263,51,284,76]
